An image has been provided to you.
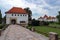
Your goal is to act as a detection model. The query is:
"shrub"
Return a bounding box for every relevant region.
[39,21,49,26]
[0,24,5,29]
[44,21,49,25]
[31,19,40,26]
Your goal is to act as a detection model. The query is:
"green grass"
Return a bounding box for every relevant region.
[49,23,60,27]
[28,26,60,37]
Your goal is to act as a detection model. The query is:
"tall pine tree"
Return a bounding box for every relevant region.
[0,10,2,24]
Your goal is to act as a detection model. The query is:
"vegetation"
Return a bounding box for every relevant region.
[56,11,60,24]
[2,15,6,24]
[28,26,60,37]
[0,24,6,29]
[49,23,60,27]
[24,7,32,25]
[39,21,49,26]
[0,10,2,24]
[31,20,49,26]
[0,24,9,31]
[31,19,40,26]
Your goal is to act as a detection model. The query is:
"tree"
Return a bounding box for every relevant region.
[0,10,2,24]
[31,19,40,26]
[2,15,6,24]
[56,11,60,24]
[24,7,32,25]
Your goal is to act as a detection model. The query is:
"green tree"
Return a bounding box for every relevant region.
[56,11,60,24]
[2,15,6,24]
[0,10,2,24]
[24,7,32,25]
[31,19,40,26]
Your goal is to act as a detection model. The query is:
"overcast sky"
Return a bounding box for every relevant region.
[0,0,60,19]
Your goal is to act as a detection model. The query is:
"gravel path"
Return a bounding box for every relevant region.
[0,25,49,40]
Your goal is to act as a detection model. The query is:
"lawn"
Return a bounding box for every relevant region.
[49,23,60,27]
[28,26,60,37]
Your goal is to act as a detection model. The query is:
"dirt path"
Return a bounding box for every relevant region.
[0,25,49,40]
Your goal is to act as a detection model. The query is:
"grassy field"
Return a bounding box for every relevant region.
[49,23,60,27]
[28,26,60,37]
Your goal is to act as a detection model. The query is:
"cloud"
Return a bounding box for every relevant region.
[0,0,60,19]
[45,0,60,6]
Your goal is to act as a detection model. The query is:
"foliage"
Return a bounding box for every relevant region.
[2,15,6,24]
[56,11,60,24]
[39,21,49,26]
[31,19,40,26]
[24,7,32,16]
[0,10,2,24]
[30,19,49,26]
[43,21,49,25]
[0,24,5,29]
[24,7,32,25]
[48,21,54,23]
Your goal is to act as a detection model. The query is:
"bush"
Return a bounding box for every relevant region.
[0,24,5,29]
[44,21,49,25]
[30,19,49,26]
[39,21,49,26]
[31,19,40,26]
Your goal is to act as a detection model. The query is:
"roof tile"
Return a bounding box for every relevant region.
[5,7,27,14]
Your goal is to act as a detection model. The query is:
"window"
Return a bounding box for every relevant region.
[23,15,24,16]
[20,21,25,23]
[12,14,13,16]
[25,15,26,16]
[15,14,16,16]
[20,14,22,16]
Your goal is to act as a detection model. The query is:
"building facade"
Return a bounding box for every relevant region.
[5,7,28,26]
[38,15,58,22]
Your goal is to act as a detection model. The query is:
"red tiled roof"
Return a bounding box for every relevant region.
[39,15,56,20]
[5,7,27,14]
[44,15,48,18]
